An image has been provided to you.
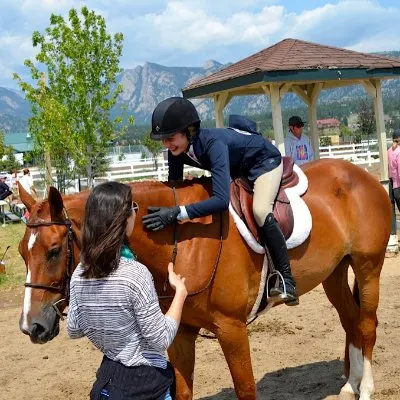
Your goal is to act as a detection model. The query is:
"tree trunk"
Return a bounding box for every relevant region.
[87,145,93,188]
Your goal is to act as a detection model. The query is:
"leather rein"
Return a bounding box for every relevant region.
[158,187,224,300]
[24,209,80,320]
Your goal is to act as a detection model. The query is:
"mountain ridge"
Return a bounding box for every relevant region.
[1,51,400,132]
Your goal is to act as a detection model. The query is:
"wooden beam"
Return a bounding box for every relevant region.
[261,84,270,97]
[373,80,388,180]
[279,83,292,100]
[292,85,311,106]
[214,92,230,127]
[361,80,377,98]
[270,84,285,155]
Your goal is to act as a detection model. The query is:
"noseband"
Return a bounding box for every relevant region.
[24,211,79,320]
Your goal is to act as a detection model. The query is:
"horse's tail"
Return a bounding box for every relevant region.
[353,279,378,327]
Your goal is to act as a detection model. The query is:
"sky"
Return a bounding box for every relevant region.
[0,0,399,88]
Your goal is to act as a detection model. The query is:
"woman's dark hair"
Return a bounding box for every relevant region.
[80,181,133,278]
[184,122,200,142]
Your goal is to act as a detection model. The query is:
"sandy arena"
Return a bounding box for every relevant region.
[1,255,399,399]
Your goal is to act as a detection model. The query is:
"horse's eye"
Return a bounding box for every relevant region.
[47,247,61,261]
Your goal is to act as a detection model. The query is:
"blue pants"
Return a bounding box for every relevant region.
[99,387,172,399]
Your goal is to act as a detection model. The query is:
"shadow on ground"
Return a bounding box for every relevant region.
[198,359,344,400]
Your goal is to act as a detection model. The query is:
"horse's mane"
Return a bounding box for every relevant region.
[130,176,212,190]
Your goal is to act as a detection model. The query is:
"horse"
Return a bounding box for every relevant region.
[18,159,391,400]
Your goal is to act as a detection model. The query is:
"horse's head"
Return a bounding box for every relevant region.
[18,184,83,344]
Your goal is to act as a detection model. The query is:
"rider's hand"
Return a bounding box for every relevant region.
[168,262,187,296]
[142,206,180,231]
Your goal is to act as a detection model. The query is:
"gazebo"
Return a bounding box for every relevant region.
[182,38,400,180]
[182,38,400,251]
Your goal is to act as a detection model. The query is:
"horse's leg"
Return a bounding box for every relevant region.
[167,325,199,400]
[348,254,383,400]
[215,318,256,400]
[322,258,362,398]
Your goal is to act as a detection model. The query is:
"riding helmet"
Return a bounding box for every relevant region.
[150,97,200,140]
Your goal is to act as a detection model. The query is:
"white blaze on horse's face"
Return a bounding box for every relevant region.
[22,232,38,331]
[21,267,32,332]
[28,232,38,251]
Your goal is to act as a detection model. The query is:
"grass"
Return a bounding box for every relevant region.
[0,223,26,291]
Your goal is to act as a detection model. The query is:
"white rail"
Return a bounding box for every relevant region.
[21,143,384,193]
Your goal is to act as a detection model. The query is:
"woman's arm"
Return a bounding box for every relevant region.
[66,287,85,339]
[133,264,186,351]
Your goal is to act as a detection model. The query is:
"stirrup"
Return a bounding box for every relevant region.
[266,270,289,302]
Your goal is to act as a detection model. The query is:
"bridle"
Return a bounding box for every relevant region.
[24,209,80,320]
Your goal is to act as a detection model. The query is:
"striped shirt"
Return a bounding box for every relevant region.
[67,256,178,369]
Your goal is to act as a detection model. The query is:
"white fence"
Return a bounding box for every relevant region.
[319,143,380,166]
[23,142,387,194]
[98,157,209,182]
[103,142,384,181]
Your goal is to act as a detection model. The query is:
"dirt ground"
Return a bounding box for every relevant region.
[1,256,400,400]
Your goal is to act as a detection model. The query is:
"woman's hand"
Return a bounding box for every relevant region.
[168,262,187,296]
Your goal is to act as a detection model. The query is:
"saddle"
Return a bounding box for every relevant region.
[230,156,299,242]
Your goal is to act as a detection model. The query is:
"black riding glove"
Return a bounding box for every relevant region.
[142,206,180,231]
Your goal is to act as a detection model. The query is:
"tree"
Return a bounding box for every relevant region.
[142,133,163,170]
[14,7,133,189]
[0,130,22,173]
[356,98,375,143]
[339,124,351,144]
[319,136,332,147]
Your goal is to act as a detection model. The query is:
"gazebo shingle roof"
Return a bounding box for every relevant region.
[184,38,400,91]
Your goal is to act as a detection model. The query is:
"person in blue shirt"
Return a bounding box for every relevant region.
[143,97,298,305]
[284,116,314,166]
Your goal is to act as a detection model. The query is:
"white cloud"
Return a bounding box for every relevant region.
[283,1,400,51]
[0,0,399,87]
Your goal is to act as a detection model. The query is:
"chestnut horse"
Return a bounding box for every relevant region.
[18,159,391,400]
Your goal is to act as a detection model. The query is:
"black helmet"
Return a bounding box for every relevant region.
[150,97,200,140]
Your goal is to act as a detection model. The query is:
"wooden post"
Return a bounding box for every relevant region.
[270,84,285,155]
[307,83,323,160]
[367,79,398,254]
[214,92,230,128]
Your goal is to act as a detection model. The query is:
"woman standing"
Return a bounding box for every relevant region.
[67,181,187,399]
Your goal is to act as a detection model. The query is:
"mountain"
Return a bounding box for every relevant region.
[1,52,400,131]
[114,60,226,123]
[115,52,400,123]
[0,87,31,132]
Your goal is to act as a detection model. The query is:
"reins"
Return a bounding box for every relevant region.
[158,187,224,300]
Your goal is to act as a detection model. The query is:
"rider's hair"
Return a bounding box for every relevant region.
[184,122,200,142]
[80,181,133,278]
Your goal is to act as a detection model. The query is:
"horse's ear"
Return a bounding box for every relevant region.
[48,186,64,219]
[18,181,36,212]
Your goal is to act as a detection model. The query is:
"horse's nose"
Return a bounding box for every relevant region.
[29,322,50,343]
[31,322,45,337]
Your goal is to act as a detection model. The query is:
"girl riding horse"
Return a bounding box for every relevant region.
[142,97,298,305]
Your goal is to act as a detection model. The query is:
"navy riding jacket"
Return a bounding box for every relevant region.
[168,116,281,219]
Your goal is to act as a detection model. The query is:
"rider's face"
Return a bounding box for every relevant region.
[162,132,189,156]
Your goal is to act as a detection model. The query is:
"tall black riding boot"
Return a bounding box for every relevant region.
[261,213,299,306]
